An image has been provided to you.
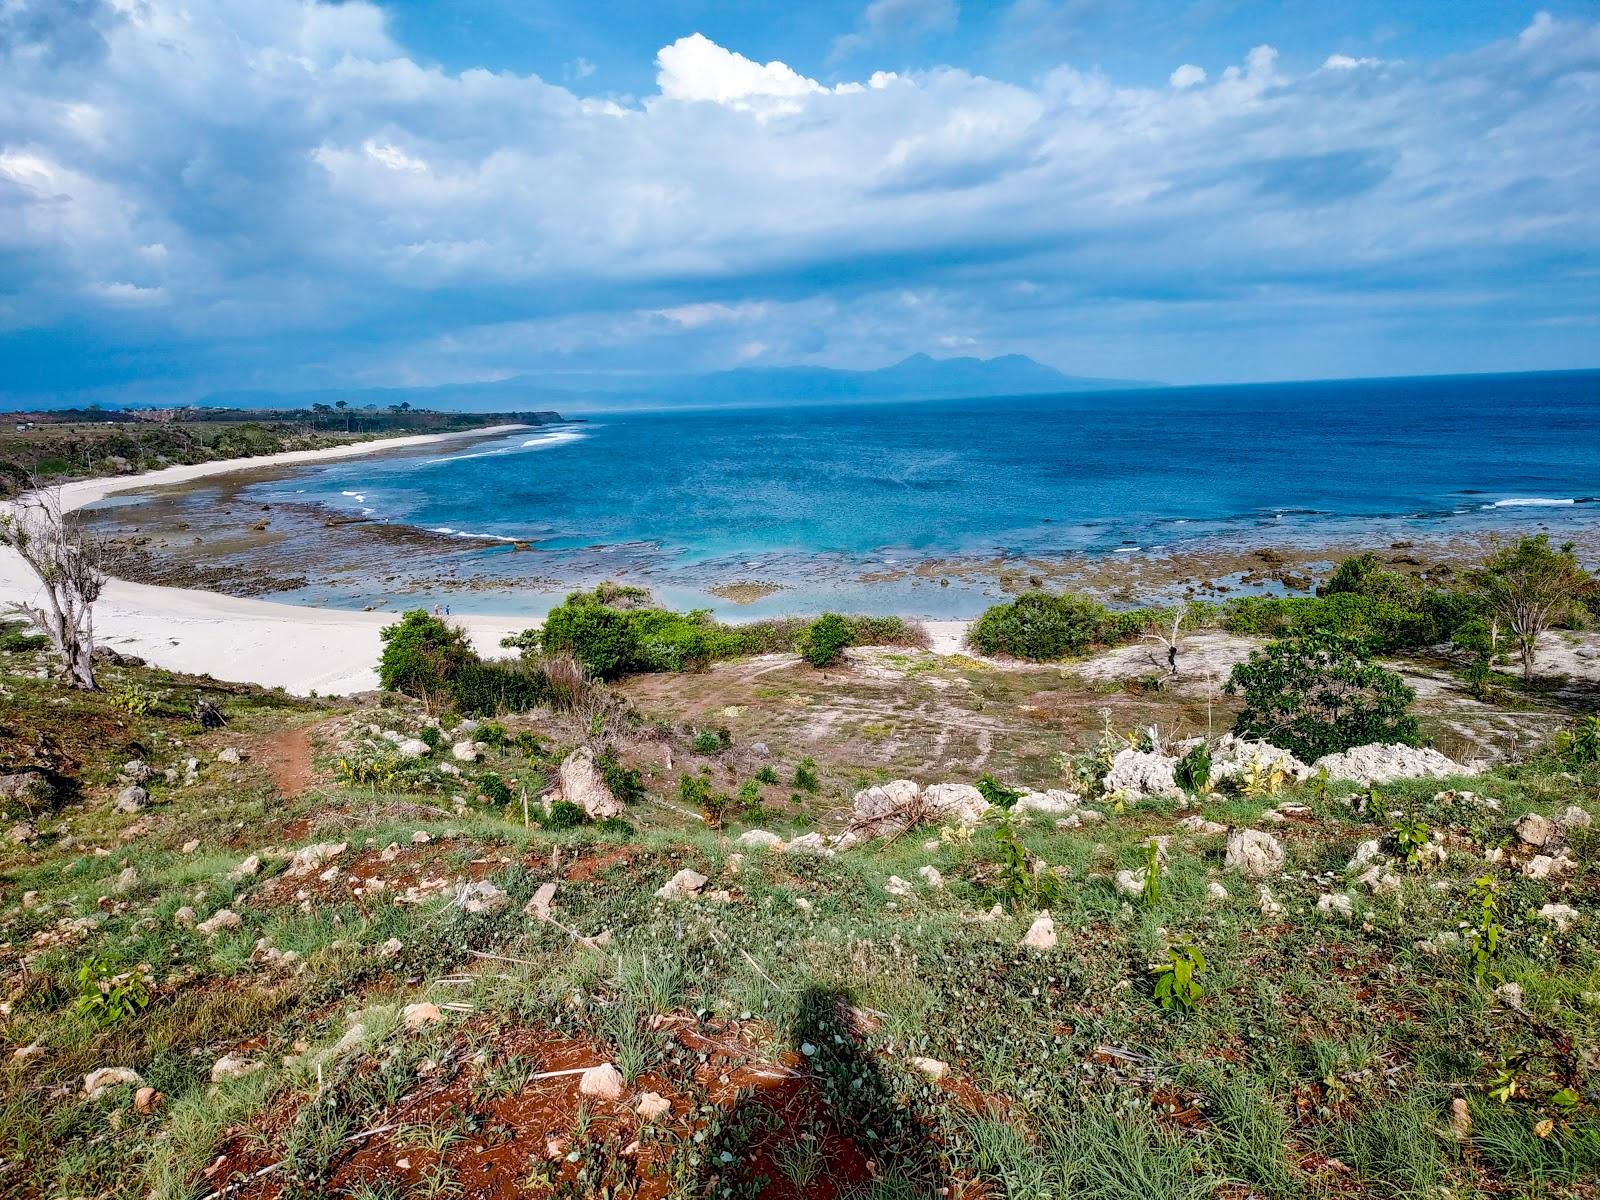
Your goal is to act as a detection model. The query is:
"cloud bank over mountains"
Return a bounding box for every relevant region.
[0,0,1596,401]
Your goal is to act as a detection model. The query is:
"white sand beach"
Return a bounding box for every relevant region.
[0,427,536,695]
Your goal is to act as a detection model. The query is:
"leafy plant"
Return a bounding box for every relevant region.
[799,612,853,668]
[475,773,512,807]
[1466,875,1504,988]
[1152,942,1207,1012]
[1227,632,1419,761]
[754,765,779,785]
[111,682,159,715]
[792,757,819,794]
[378,610,474,709]
[1470,535,1594,681]
[75,954,152,1025]
[692,728,731,755]
[681,773,730,827]
[1140,840,1163,908]
[542,799,587,830]
[1389,816,1431,867]
[1564,714,1600,765]
[336,754,401,790]
[970,591,1114,660]
[1174,742,1212,794]
[596,746,645,804]
[976,773,1022,809]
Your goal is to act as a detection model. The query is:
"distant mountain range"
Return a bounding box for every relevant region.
[203,354,1153,412]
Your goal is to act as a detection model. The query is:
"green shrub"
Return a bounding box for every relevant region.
[1174,743,1212,794]
[379,611,474,707]
[792,757,820,793]
[0,620,48,653]
[595,747,644,804]
[1226,632,1419,761]
[535,588,740,679]
[799,612,853,668]
[975,774,1022,809]
[542,799,587,829]
[451,660,549,716]
[692,728,731,755]
[969,592,1111,660]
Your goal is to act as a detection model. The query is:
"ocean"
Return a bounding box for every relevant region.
[130,370,1600,618]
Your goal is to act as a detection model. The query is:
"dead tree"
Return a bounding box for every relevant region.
[1,487,105,689]
[1141,607,1186,676]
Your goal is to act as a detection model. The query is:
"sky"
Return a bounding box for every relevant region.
[1,0,1597,405]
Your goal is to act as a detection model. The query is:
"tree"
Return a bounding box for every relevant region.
[1226,632,1418,761]
[0,488,105,689]
[378,610,474,709]
[1470,535,1594,681]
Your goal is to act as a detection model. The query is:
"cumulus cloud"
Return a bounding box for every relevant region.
[0,2,1596,395]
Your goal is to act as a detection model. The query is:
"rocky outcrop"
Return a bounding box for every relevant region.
[547,748,623,819]
[1209,735,1310,786]
[1313,743,1474,785]
[1224,829,1286,877]
[1102,749,1179,799]
[921,783,989,826]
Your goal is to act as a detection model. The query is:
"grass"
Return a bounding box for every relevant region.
[1,641,1597,1199]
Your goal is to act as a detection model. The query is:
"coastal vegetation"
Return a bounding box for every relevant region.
[1,592,1597,1200]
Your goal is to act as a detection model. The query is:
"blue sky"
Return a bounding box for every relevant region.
[1,0,1597,404]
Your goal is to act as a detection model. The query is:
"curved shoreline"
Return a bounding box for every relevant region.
[1,426,540,696]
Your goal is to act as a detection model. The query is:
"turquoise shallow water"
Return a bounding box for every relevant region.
[229,370,1599,617]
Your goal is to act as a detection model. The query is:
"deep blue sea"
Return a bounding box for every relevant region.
[244,370,1600,618]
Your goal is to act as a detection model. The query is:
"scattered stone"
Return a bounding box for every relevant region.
[411,830,432,844]
[792,896,813,912]
[395,738,430,759]
[8,820,37,844]
[135,1086,163,1114]
[0,771,53,808]
[228,855,261,882]
[578,1063,624,1101]
[783,833,834,857]
[174,906,196,929]
[1539,902,1580,932]
[1020,911,1057,951]
[1224,829,1285,877]
[737,829,784,850]
[403,1002,443,1030]
[1522,853,1574,880]
[1312,743,1473,786]
[526,882,557,920]
[196,909,241,936]
[285,842,347,877]
[1178,815,1228,836]
[1014,790,1077,817]
[111,866,138,894]
[1495,982,1525,1008]
[1114,869,1146,898]
[917,864,944,889]
[181,839,200,853]
[1516,813,1559,849]
[1258,886,1284,915]
[1560,805,1593,830]
[114,786,147,814]
[83,1067,143,1098]
[210,1054,264,1083]
[12,1042,44,1065]
[1449,1098,1472,1140]
[851,779,924,836]
[217,748,242,765]
[885,875,914,898]
[451,740,479,763]
[1355,865,1403,897]
[1210,735,1310,786]
[1206,881,1230,901]
[120,760,153,784]
[456,880,510,914]
[1347,840,1383,872]
[909,1056,948,1083]
[636,1092,671,1120]
[656,869,710,901]
[1316,893,1355,919]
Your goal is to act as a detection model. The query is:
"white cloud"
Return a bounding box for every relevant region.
[831,0,959,61]
[0,2,1596,390]
[1169,64,1206,89]
[1321,54,1380,71]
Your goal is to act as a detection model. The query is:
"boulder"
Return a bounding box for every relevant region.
[402,1002,443,1030]
[211,1054,265,1083]
[456,880,510,914]
[451,740,479,763]
[114,786,147,814]
[656,869,709,901]
[0,771,54,808]
[1209,735,1310,786]
[1516,813,1559,849]
[736,829,784,851]
[909,1056,948,1083]
[83,1067,143,1098]
[1206,881,1230,901]
[1313,743,1473,786]
[851,780,921,836]
[921,782,989,826]
[578,1063,624,1101]
[285,842,347,877]
[1224,829,1285,877]
[636,1091,671,1119]
[1538,903,1580,932]
[196,909,241,936]
[1014,790,1078,817]
[217,748,242,765]
[783,833,835,857]
[1102,749,1179,799]
[1178,815,1228,836]
[228,855,262,882]
[917,864,944,889]
[394,738,430,759]
[885,875,914,898]
[1020,910,1057,950]
[551,748,623,820]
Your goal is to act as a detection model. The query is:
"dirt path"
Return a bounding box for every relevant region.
[263,725,314,798]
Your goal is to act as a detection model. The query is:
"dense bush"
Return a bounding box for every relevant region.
[1226,632,1419,761]
[969,592,1113,659]
[451,659,550,716]
[378,610,475,708]
[800,613,853,667]
[523,587,928,679]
